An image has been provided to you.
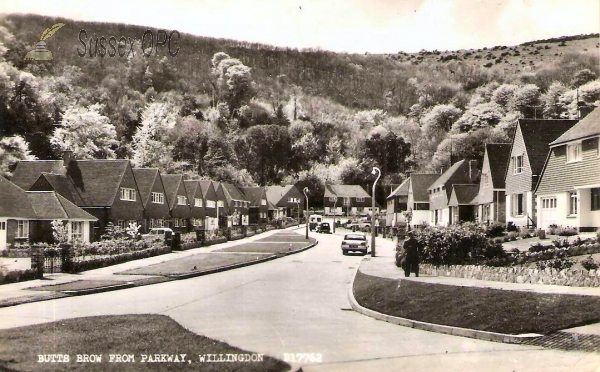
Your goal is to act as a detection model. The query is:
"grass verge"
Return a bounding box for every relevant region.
[0,314,290,371]
[28,280,129,292]
[216,241,313,254]
[353,270,600,335]
[253,234,315,243]
[119,253,273,276]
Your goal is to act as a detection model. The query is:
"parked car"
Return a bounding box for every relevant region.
[309,214,323,231]
[316,222,331,234]
[142,227,173,239]
[341,232,369,255]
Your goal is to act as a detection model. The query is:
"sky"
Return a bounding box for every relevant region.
[1,0,599,54]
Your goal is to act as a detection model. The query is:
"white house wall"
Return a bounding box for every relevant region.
[505,191,534,228]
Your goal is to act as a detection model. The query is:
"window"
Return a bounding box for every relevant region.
[288,197,299,203]
[206,200,216,208]
[71,221,84,241]
[512,194,525,216]
[513,156,524,174]
[151,192,164,204]
[177,195,187,206]
[329,197,337,202]
[174,219,179,227]
[180,218,187,227]
[542,197,557,209]
[567,142,582,163]
[217,200,224,207]
[0,221,5,230]
[482,173,490,188]
[343,197,351,205]
[568,191,578,215]
[592,188,600,211]
[261,199,267,206]
[120,187,136,201]
[356,197,365,202]
[194,198,202,207]
[16,220,29,238]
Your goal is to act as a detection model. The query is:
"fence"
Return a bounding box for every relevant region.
[31,244,74,276]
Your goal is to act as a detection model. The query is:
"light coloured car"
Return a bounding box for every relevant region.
[341,232,369,255]
[142,227,173,239]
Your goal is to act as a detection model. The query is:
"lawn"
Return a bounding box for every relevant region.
[215,241,312,254]
[119,253,273,276]
[354,271,600,335]
[29,280,129,292]
[0,314,290,371]
[253,234,315,243]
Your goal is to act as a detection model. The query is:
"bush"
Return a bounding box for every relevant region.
[0,269,39,285]
[485,223,505,238]
[557,226,578,236]
[581,255,600,271]
[506,222,518,232]
[529,242,555,253]
[536,258,574,271]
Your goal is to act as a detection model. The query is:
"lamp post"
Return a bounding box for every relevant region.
[296,200,300,227]
[332,197,338,233]
[303,187,309,239]
[371,167,381,257]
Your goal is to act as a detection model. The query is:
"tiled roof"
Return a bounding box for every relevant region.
[36,173,84,205]
[161,174,185,209]
[240,187,264,207]
[485,143,511,189]
[448,184,480,207]
[27,192,96,220]
[428,160,467,190]
[387,178,410,199]
[0,176,37,218]
[409,174,439,202]
[66,160,130,207]
[10,160,65,190]
[518,119,578,178]
[222,183,247,201]
[265,185,286,205]
[198,180,214,199]
[550,107,600,146]
[183,180,201,201]
[133,168,160,207]
[323,185,370,198]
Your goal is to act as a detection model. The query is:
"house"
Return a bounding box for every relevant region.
[265,185,304,219]
[386,179,409,227]
[535,109,600,231]
[184,180,206,230]
[211,181,229,228]
[132,168,170,233]
[23,157,145,240]
[323,185,378,216]
[161,174,191,232]
[477,143,511,224]
[221,183,250,226]
[406,173,439,227]
[240,187,269,224]
[448,184,479,223]
[505,119,578,229]
[428,160,479,226]
[0,176,96,250]
[199,180,219,230]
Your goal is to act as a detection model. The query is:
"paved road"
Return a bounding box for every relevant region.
[1,230,600,371]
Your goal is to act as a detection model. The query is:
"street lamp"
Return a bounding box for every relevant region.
[296,200,300,227]
[303,187,309,239]
[332,197,338,233]
[371,167,381,257]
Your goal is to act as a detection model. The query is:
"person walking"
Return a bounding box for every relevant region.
[402,231,420,277]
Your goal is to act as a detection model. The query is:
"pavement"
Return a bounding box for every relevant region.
[0,225,314,307]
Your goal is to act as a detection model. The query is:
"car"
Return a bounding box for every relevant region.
[316,222,331,234]
[341,232,369,255]
[142,227,173,239]
[309,214,323,231]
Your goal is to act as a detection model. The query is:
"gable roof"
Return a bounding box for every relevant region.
[387,178,410,199]
[485,143,511,189]
[448,184,480,207]
[408,174,439,202]
[34,173,84,205]
[198,180,216,199]
[11,160,65,190]
[240,187,265,207]
[133,168,161,207]
[550,107,600,146]
[0,176,37,218]
[517,119,578,177]
[222,183,247,202]
[265,185,286,205]
[428,160,467,190]
[161,174,185,209]
[323,185,370,198]
[65,160,131,207]
[183,180,202,201]
[27,192,96,220]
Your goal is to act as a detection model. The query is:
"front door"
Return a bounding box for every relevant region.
[0,219,7,250]
[540,197,557,229]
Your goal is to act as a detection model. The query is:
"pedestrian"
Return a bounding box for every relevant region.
[402,231,420,277]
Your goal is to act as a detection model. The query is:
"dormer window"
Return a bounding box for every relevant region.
[567,142,582,163]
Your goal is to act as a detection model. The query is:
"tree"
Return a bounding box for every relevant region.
[0,135,35,178]
[572,69,597,88]
[50,103,118,159]
[508,84,541,118]
[244,125,291,185]
[211,52,255,116]
[542,81,569,118]
[451,102,503,133]
[362,127,412,176]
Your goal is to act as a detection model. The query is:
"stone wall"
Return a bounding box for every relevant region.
[420,263,600,287]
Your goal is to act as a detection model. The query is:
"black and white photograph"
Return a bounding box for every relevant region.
[0,0,599,370]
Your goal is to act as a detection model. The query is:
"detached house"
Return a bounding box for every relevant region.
[323,185,378,216]
[240,187,269,224]
[535,108,600,231]
[265,185,304,219]
[221,183,250,226]
[0,176,96,250]
[386,179,409,227]
[477,143,511,224]
[184,180,206,230]
[199,180,218,230]
[505,119,578,228]
[133,168,170,232]
[19,156,145,240]
[406,173,439,227]
[428,160,479,226]
[162,174,191,232]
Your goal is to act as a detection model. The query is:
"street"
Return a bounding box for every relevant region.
[1,228,600,371]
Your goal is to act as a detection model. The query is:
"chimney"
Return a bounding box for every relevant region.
[63,149,74,168]
[469,160,479,183]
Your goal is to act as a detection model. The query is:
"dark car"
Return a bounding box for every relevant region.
[316,222,331,234]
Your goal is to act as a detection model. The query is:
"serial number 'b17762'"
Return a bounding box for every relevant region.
[283,353,322,363]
